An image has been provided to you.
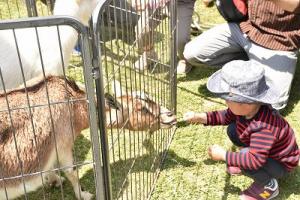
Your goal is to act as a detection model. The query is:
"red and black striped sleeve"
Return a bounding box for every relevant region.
[206,108,236,126]
[226,128,276,170]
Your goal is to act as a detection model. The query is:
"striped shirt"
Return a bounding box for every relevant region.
[239,0,300,51]
[206,105,299,171]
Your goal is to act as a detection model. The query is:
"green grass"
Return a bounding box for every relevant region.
[151,1,300,200]
[2,0,300,200]
[1,1,175,200]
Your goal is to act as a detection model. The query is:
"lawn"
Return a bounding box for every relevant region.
[0,1,175,200]
[151,1,300,200]
[1,0,300,200]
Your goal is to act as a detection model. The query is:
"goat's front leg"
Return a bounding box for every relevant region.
[59,149,93,200]
[64,169,93,200]
[44,172,65,187]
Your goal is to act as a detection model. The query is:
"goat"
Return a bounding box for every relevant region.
[0,0,99,90]
[0,76,176,199]
[106,80,177,132]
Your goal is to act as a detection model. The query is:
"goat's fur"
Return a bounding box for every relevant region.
[0,0,98,90]
[0,76,92,200]
[0,76,176,199]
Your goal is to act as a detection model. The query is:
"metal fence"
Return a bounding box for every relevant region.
[91,0,177,199]
[0,0,177,199]
[0,16,105,200]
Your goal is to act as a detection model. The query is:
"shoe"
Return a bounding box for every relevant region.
[203,0,214,7]
[227,166,242,175]
[240,179,279,200]
[176,60,192,74]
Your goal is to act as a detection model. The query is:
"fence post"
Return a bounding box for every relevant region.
[90,1,113,199]
[170,0,177,113]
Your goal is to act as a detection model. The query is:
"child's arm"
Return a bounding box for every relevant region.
[208,129,277,170]
[225,130,276,170]
[208,145,226,161]
[184,108,236,126]
[183,111,207,124]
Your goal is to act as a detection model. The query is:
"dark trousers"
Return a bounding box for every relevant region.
[227,123,288,186]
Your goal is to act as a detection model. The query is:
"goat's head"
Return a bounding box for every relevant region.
[105,90,176,132]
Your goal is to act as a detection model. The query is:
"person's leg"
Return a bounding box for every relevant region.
[227,123,247,147]
[245,43,298,110]
[240,158,288,200]
[177,1,196,59]
[226,123,248,175]
[176,1,196,74]
[184,23,248,67]
[243,158,288,186]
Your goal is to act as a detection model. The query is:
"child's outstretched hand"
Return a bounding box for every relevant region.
[208,144,226,161]
[183,111,207,124]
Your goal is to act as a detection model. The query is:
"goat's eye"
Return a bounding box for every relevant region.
[141,107,150,113]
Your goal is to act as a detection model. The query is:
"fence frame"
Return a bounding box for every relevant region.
[0,15,106,200]
[0,0,177,198]
[90,0,177,199]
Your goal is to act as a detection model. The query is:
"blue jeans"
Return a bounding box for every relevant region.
[227,123,288,186]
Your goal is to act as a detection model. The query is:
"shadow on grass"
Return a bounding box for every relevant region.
[176,120,191,128]
[202,158,223,166]
[108,147,196,199]
[74,134,92,162]
[176,64,218,83]
[222,174,242,200]
[14,132,195,200]
[197,83,215,98]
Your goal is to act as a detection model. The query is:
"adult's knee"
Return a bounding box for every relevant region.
[183,42,209,65]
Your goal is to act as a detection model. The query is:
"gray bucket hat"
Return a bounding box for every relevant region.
[207,60,279,104]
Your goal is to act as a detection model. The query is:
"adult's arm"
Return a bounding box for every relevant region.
[268,0,300,13]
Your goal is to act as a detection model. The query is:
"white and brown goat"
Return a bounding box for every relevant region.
[0,0,99,90]
[0,76,176,200]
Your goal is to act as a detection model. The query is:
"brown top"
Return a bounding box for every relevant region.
[239,0,300,51]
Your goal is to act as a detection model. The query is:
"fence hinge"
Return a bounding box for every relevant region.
[91,65,100,80]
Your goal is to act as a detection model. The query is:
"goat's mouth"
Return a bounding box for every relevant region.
[160,111,177,128]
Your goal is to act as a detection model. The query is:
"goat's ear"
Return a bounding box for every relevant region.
[132,91,152,101]
[105,93,121,109]
[111,80,123,97]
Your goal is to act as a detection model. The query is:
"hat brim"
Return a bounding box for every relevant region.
[207,69,279,104]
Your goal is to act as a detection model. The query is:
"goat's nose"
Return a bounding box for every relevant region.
[171,120,177,125]
[167,111,174,117]
[162,111,174,117]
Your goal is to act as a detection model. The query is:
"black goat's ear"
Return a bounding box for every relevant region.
[104,93,121,110]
